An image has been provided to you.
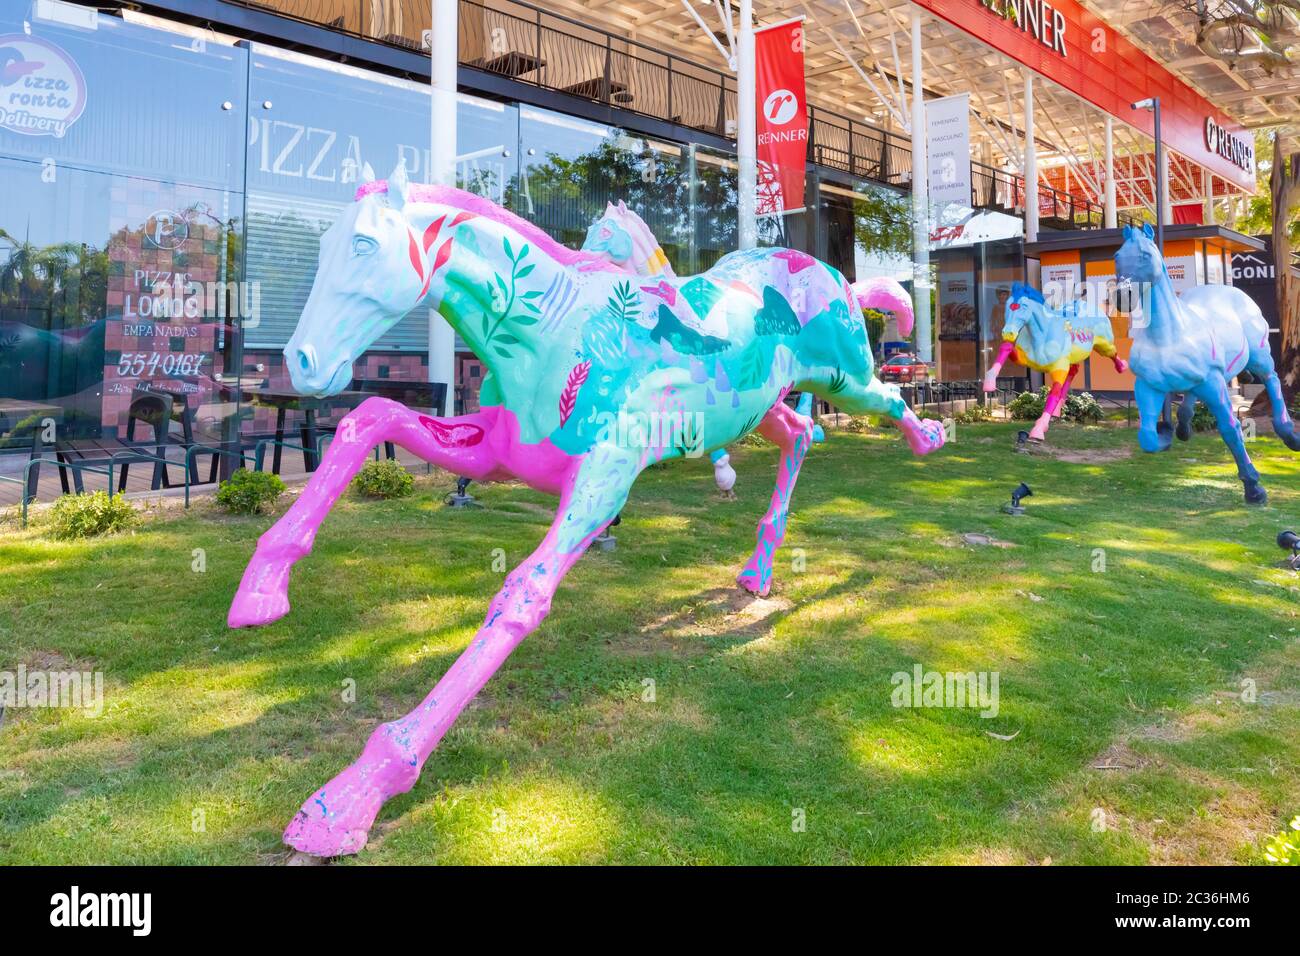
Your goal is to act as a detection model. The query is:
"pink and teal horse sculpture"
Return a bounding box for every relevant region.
[1116,222,1298,504]
[227,163,944,856]
[982,281,1126,441]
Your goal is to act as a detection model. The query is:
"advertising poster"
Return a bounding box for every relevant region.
[926,94,971,210]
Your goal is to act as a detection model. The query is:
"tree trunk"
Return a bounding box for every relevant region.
[1274,137,1300,402]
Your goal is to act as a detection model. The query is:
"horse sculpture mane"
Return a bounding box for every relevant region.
[1010,281,1044,305]
[353,179,624,275]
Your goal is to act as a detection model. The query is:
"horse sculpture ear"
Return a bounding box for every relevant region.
[389,162,410,210]
[1142,222,1155,241]
[1121,224,1132,240]
[361,162,376,185]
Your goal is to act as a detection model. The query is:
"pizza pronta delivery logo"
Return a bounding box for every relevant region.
[0,35,87,138]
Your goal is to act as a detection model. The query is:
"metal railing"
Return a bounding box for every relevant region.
[226,0,1119,228]
[807,106,912,187]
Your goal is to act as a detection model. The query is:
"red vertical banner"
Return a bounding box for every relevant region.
[754,18,807,216]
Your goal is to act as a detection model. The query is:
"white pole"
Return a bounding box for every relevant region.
[429,0,458,416]
[1203,169,1215,225]
[737,0,757,249]
[1103,116,1116,229]
[1023,69,1038,242]
[910,9,931,362]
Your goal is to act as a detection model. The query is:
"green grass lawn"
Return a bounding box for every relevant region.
[2,420,1299,864]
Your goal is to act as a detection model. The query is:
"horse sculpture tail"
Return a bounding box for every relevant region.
[851,277,914,338]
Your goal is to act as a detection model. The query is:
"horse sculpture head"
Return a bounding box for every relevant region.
[1004,281,1073,364]
[1114,222,1164,287]
[1005,281,1050,339]
[285,162,610,397]
[285,162,443,396]
[581,200,675,278]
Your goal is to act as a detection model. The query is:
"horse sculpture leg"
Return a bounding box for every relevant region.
[1028,369,1069,441]
[1051,364,1080,418]
[737,400,814,597]
[228,398,504,628]
[1245,336,1300,451]
[1194,371,1266,504]
[1134,378,1173,453]
[282,446,638,856]
[1176,392,1198,441]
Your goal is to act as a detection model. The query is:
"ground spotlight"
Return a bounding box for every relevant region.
[1278,530,1300,568]
[1002,482,1033,516]
[446,475,479,508]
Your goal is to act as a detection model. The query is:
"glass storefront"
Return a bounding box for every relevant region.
[0,11,248,494]
[0,8,926,506]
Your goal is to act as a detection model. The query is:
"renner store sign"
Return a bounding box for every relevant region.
[977,0,1067,57]
[908,0,1256,192]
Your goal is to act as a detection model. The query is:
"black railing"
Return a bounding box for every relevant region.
[222,0,1121,230]
[807,106,911,187]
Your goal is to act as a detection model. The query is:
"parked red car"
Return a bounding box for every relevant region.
[879,354,931,383]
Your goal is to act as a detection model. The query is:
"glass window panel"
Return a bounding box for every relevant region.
[0,11,247,502]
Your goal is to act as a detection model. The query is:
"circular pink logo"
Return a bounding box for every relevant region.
[0,34,88,138]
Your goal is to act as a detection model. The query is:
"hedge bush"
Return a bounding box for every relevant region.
[215,469,285,515]
[1009,386,1102,424]
[352,459,415,499]
[47,491,138,540]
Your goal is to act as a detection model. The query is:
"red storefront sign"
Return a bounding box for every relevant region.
[911,0,1256,192]
[755,18,808,215]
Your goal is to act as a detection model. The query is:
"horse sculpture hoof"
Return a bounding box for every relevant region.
[284,727,420,857]
[228,556,293,627]
[1243,480,1268,506]
[1154,421,1174,451]
[1175,419,1193,442]
[736,569,771,597]
[228,587,290,628]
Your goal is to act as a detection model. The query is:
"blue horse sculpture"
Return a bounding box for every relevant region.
[1115,222,1299,504]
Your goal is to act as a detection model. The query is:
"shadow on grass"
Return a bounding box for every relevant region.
[1,422,1298,863]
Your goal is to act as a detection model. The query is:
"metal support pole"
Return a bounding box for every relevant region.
[910,9,931,362]
[1023,69,1038,242]
[737,0,757,249]
[429,0,458,415]
[1103,116,1117,229]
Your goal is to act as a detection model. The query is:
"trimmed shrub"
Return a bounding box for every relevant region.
[1063,391,1103,424]
[954,403,993,424]
[1192,401,1217,433]
[1009,387,1102,424]
[352,459,415,499]
[47,491,138,540]
[216,469,285,515]
[1009,388,1046,421]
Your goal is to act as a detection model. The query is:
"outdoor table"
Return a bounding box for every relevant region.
[561,77,630,101]
[478,51,544,78]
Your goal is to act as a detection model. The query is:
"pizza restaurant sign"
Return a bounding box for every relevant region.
[976,0,1067,57]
